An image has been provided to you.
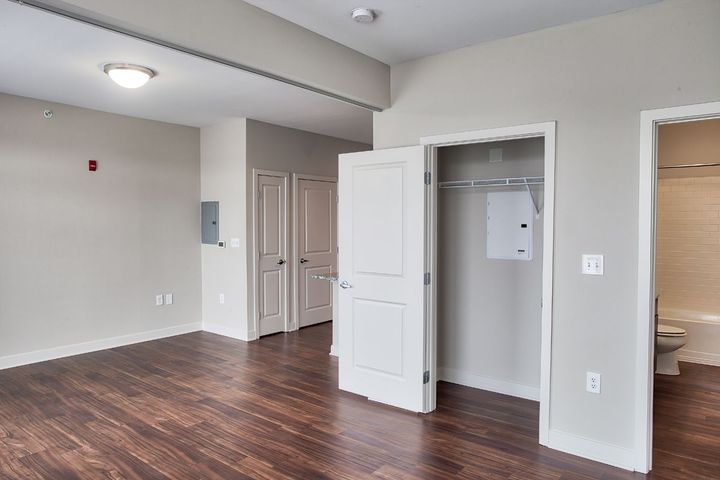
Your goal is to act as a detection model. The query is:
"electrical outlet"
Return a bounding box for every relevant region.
[218,293,225,304]
[586,372,601,394]
[155,294,164,306]
[582,254,604,275]
[165,293,173,305]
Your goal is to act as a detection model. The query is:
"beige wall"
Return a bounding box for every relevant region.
[373,0,720,456]
[437,138,544,392]
[41,0,390,109]
[244,119,370,336]
[658,119,720,176]
[200,119,249,339]
[0,93,201,361]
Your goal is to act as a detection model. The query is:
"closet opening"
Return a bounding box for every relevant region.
[422,122,555,443]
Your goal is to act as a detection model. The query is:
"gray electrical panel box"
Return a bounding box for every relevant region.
[201,201,219,244]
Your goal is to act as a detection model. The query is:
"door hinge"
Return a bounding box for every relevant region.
[423,370,430,384]
[424,272,431,285]
[424,171,431,185]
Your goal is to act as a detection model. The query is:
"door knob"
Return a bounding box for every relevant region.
[277,259,286,265]
[339,280,352,289]
[300,258,309,264]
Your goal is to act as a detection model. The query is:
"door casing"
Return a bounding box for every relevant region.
[420,122,556,442]
[636,101,720,473]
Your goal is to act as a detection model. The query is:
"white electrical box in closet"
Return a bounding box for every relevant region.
[486,191,534,261]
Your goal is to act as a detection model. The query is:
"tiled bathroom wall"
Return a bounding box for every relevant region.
[656,176,720,313]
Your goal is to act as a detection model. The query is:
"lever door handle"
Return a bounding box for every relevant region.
[339,280,352,289]
[277,259,286,265]
[300,258,309,264]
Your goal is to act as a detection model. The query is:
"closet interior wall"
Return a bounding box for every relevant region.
[437,138,544,398]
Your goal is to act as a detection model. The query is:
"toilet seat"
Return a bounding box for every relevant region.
[657,324,686,337]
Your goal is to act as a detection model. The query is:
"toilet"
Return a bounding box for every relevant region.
[656,324,687,375]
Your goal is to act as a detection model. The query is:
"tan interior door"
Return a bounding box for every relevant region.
[257,174,288,337]
[297,178,337,328]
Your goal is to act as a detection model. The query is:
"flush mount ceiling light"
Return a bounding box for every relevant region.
[103,63,156,89]
[351,7,375,23]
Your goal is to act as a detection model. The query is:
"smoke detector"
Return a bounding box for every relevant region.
[351,7,375,23]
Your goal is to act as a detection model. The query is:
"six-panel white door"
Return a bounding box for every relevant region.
[297,178,337,328]
[337,146,428,412]
[257,174,288,337]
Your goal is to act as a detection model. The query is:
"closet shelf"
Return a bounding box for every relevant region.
[438,176,544,217]
[438,176,544,189]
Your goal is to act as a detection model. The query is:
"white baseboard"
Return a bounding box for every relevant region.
[202,322,251,342]
[329,344,338,357]
[678,348,720,367]
[438,367,540,401]
[547,429,636,471]
[0,322,202,371]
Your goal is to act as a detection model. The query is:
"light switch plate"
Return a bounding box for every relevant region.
[165,294,173,305]
[218,293,225,304]
[582,254,604,275]
[155,294,164,306]
[230,237,241,248]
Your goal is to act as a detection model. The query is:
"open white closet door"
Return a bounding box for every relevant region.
[337,146,431,412]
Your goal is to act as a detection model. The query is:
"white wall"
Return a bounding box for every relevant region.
[373,0,720,464]
[200,119,249,340]
[0,93,201,366]
[41,0,390,109]
[437,139,543,397]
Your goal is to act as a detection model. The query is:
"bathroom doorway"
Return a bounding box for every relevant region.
[637,101,720,474]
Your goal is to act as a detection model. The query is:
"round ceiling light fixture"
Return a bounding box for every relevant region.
[103,63,156,89]
[351,7,375,23]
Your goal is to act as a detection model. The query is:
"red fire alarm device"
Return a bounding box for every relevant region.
[88,160,97,172]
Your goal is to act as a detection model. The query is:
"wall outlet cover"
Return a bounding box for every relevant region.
[586,371,601,394]
[582,254,604,275]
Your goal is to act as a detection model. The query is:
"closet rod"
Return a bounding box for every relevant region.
[658,162,720,170]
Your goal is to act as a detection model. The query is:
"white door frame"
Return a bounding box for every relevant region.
[291,173,338,335]
[420,121,556,444]
[635,101,720,473]
[252,169,291,338]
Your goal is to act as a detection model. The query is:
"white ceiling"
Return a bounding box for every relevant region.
[244,0,660,65]
[0,2,372,143]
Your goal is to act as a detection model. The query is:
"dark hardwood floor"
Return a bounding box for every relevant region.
[0,323,717,479]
